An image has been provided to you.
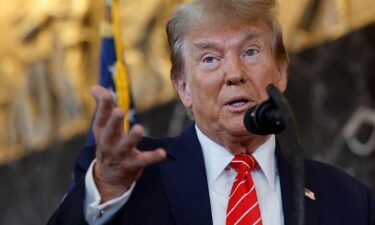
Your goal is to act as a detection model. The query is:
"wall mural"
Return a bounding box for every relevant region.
[0,1,374,224]
[0,0,102,162]
[0,0,374,164]
[286,23,375,193]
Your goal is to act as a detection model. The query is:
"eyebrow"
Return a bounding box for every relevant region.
[192,41,221,51]
[242,30,262,43]
[192,30,262,51]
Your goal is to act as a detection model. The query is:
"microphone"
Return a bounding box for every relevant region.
[244,84,305,225]
[243,97,285,135]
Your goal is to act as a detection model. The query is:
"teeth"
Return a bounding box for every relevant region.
[230,101,246,107]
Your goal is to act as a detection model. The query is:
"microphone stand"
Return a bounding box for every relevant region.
[268,85,305,225]
[245,84,305,225]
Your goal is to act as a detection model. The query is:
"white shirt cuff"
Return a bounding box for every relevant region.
[84,159,135,225]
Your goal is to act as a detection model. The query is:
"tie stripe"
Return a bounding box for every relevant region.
[231,160,251,169]
[229,179,247,198]
[226,154,262,225]
[227,185,255,216]
[233,202,259,225]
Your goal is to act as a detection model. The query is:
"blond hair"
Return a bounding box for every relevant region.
[166,0,288,83]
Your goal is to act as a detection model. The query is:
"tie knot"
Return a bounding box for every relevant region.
[230,154,258,172]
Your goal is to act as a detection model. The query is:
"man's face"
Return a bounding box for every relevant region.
[175,19,287,147]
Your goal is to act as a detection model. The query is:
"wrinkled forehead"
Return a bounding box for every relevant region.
[180,2,269,41]
[183,17,272,54]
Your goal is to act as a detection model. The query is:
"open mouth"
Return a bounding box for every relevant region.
[227,99,249,108]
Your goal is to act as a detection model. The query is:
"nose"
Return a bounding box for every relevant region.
[224,55,246,85]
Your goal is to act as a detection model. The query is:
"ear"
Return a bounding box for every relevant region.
[174,78,192,109]
[276,61,288,92]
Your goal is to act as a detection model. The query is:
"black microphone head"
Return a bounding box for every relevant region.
[244,105,259,134]
[243,100,285,135]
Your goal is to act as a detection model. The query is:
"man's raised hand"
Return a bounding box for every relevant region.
[90,85,166,202]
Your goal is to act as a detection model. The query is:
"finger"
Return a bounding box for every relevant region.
[102,107,125,143]
[135,148,167,168]
[118,124,144,153]
[91,85,115,128]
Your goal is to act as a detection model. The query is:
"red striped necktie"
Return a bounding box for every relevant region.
[226,154,262,225]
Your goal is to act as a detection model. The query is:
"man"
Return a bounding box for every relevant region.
[48,0,375,225]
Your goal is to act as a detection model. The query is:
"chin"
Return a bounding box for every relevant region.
[225,119,249,137]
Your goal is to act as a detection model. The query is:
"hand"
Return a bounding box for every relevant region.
[90,85,166,202]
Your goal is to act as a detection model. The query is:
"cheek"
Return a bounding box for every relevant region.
[189,76,224,117]
[191,72,224,99]
[190,82,217,107]
[237,69,276,103]
[252,64,280,88]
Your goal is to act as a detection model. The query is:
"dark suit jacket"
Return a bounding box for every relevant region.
[48,123,375,225]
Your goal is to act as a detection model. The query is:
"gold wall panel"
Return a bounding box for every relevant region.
[279,0,375,51]
[118,0,186,111]
[0,0,374,163]
[0,0,102,163]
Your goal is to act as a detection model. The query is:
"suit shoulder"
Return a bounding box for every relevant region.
[304,159,375,223]
[305,159,363,187]
[304,158,371,197]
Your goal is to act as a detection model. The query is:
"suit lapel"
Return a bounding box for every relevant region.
[159,124,213,225]
[276,146,294,225]
[276,145,320,225]
[159,125,321,225]
[304,160,320,225]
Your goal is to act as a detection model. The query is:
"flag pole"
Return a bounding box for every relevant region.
[111,0,131,133]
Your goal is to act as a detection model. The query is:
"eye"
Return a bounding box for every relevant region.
[243,48,259,57]
[199,54,220,71]
[202,56,216,64]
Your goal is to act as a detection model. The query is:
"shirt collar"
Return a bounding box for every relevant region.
[252,134,277,189]
[195,125,277,190]
[196,125,233,187]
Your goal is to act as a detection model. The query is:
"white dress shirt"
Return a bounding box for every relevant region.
[84,159,135,224]
[84,126,284,225]
[196,126,284,225]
